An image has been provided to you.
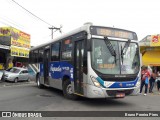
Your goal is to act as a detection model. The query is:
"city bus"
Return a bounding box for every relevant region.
[29,23,141,99]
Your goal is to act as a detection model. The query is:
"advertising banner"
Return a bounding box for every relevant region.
[10,27,30,49]
[0,27,30,58]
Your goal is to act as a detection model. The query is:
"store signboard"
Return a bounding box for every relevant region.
[10,27,30,49]
[0,27,30,58]
[150,35,160,46]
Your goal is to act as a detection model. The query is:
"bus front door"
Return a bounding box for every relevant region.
[44,49,50,85]
[74,40,84,95]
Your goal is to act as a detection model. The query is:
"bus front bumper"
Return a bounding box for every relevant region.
[86,84,140,98]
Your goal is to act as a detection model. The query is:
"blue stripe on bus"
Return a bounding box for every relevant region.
[97,77,138,88]
[108,77,138,88]
[96,77,106,88]
[40,62,74,81]
[40,63,44,77]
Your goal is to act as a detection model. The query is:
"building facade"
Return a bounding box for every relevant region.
[0,27,30,69]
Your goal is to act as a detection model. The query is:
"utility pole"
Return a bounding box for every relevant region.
[49,26,62,39]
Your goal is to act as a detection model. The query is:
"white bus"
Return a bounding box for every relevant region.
[29,23,141,99]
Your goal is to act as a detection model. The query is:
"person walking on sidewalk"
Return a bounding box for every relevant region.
[149,70,157,93]
[156,71,160,94]
[140,66,150,96]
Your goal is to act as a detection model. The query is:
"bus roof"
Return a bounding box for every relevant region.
[31,23,137,51]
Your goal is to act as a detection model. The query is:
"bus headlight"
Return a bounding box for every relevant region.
[90,76,101,87]
[136,78,141,87]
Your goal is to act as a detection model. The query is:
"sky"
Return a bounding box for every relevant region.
[0,0,160,46]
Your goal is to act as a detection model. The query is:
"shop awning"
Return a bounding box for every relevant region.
[142,51,160,66]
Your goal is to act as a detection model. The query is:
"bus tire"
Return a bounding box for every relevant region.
[63,79,78,100]
[37,75,44,89]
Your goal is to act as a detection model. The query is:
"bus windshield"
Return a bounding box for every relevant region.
[91,38,140,75]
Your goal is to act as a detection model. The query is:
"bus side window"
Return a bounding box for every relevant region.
[38,48,44,63]
[61,39,72,60]
[51,42,60,61]
[31,50,38,63]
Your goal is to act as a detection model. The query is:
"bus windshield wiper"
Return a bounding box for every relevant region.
[104,37,117,63]
[121,39,131,64]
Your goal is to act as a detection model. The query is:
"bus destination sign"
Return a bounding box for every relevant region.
[90,26,137,40]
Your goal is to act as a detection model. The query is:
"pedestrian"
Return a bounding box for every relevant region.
[140,66,150,96]
[149,70,157,93]
[156,71,160,93]
[22,64,27,69]
[6,58,13,70]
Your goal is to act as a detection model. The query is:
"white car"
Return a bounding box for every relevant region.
[3,67,30,83]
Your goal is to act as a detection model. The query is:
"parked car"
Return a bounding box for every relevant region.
[3,67,30,83]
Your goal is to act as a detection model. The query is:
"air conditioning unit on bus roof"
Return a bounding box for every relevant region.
[83,22,93,25]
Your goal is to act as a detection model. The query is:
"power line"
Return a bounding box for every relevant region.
[0,20,11,26]
[1,16,25,30]
[11,0,53,26]
[10,0,62,40]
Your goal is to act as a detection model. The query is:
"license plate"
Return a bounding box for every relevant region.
[116,93,125,98]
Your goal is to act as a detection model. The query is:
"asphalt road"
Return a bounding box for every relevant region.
[0,81,160,120]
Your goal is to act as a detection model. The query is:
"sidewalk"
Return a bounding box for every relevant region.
[149,83,160,95]
[140,82,160,96]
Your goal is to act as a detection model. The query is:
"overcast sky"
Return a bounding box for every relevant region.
[0,0,160,46]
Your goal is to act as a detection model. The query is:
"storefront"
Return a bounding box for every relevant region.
[0,27,30,70]
[139,35,160,71]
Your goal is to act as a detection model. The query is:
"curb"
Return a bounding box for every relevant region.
[0,81,36,88]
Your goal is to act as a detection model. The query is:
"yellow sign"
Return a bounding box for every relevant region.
[10,27,30,49]
[142,51,160,66]
[0,27,31,49]
[150,35,160,46]
[11,46,29,58]
[0,27,30,58]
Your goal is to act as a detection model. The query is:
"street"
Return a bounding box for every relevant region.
[0,81,160,120]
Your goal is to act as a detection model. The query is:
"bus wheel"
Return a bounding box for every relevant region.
[37,76,44,89]
[63,80,78,100]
